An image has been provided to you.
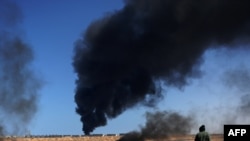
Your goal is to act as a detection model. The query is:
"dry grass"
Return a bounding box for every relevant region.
[0,134,223,141]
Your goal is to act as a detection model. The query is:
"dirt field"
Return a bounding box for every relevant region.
[0,134,223,141]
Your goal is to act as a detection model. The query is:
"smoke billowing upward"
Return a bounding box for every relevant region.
[118,111,193,141]
[73,0,250,134]
[0,0,42,135]
[141,111,193,138]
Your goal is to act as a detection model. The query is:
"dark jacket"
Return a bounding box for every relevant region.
[195,131,210,141]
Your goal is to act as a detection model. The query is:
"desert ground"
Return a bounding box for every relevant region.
[0,134,223,141]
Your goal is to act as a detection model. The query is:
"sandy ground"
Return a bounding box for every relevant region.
[0,134,223,141]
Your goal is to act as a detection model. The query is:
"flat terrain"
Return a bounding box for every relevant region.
[0,134,223,141]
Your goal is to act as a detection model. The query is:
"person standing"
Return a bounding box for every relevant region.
[195,125,210,141]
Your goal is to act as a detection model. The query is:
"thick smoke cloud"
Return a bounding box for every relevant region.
[118,111,193,141]
[141,111,193,138]
[0,0,41,135]
[73,0,250,134]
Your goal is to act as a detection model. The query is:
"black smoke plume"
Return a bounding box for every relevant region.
[141,111,193,138]
[0,0,42,135]
[73,0,250,134]
[118,111,193,141]
[118,111,195,141]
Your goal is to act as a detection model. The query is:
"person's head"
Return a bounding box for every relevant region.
[199,125,205,132]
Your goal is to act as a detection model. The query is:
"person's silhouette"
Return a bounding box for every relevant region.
[195,125,210,141]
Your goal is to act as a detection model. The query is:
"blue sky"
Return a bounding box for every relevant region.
[11,0,250,135]
[16,0,124,135]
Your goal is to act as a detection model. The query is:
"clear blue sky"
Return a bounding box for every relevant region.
[12,0,250,135]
